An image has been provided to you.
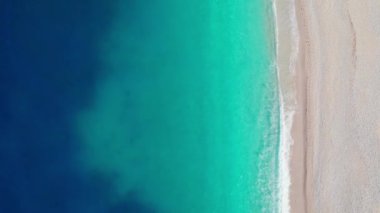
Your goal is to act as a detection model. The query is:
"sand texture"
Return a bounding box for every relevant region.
[277,0,380,212]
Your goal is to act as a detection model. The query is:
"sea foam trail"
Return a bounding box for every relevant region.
[272,0,299,212]
[272,2,290,212]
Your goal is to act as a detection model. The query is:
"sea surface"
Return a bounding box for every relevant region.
[0,0,280,212]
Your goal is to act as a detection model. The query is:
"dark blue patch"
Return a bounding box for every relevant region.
[110,192,156,213]
[0,0,142,212]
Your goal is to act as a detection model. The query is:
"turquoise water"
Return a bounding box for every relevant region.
[77,0,280,212]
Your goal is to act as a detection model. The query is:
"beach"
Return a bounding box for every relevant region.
[276,0,380,212]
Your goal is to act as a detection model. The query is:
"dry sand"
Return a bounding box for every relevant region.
[276,0,380,212]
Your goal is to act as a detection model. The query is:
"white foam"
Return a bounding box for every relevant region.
[272,0,299,212]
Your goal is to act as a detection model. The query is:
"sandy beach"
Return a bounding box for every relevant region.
[276,0,380,212]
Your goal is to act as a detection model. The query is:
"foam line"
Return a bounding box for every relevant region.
[272,0,299,212]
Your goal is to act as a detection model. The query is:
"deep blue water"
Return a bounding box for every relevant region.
[0,1,155,212]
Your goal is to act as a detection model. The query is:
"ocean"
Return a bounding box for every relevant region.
[1,0,280,212]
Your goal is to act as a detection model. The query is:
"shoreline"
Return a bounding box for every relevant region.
[274,0,308,212]
[272,2,290,213]
[273,0,298,212]
[275,0,319,211]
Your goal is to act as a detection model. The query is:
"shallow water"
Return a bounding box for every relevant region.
[78,0,280,212]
